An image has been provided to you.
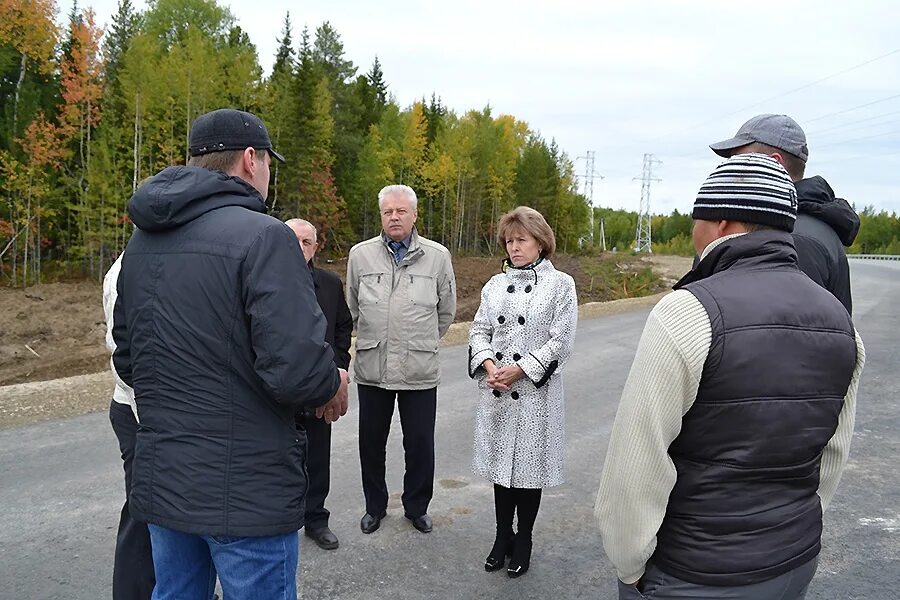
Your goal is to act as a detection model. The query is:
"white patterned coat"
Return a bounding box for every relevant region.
[468,259,578,488]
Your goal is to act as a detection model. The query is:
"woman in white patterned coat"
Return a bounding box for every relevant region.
[468,206,578,579]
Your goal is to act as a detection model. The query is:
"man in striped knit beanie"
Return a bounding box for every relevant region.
[596,153,865,600]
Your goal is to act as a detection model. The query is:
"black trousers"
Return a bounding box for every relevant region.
[358,385,437,517]
[296,413,332,530]
[108,400,155,600]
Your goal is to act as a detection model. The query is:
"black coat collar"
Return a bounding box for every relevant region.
[675,230,798,290]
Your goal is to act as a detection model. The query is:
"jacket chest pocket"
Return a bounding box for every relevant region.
[358,272,386,306]
[406,273,438,307]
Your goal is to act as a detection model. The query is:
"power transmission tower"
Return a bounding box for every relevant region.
[633,153,661,253]
[577,151,606,250]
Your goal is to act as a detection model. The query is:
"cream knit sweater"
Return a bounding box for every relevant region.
[595,243,866,585]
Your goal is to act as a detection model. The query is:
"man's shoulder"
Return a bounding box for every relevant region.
[793,214,842,252]
[349,236,382,257]
[238,208,286,231]
[648,290,712,351]
[651,289,706,322]
[128,205,285,260]
[202,203,286,239]
[416,235,452,257]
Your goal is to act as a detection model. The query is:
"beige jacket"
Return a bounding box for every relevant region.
[347,229,456,390]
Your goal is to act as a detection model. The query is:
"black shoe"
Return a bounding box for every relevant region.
[484,532,515,572]
[507,536,532,578]
[360,511,387,534]
[305,526,339,550]
[405,513,433,533]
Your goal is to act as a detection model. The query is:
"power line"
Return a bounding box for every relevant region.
[807,108,900,136]
[814,127,900,151]
[722,47,900,117]
[814,147,900,166]
[649,47,900,142]
[660,94,900,162]
[804,92,900,124]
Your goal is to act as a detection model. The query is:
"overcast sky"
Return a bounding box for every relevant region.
[83,0,900,214]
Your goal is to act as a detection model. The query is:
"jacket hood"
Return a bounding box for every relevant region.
[128,166,266,232]
[794,176,860,246]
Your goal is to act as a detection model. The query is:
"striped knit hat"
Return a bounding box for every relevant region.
[692,153,798,232]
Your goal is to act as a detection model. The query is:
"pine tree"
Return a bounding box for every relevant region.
[424,93,445,146]
[295,78,349,251]
[277,27,348,248]
[103,0,140,87]
[263,11,295,210]
[280,26,319,184]
[312,22,356,85]
[367,56,387,107]
[310,22,365,237]
[272,12,294,76]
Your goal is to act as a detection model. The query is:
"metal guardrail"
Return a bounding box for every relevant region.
[848,254,900,261]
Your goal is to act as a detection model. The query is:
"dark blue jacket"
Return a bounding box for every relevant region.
[654,230,857,585]
[112,166,340,537]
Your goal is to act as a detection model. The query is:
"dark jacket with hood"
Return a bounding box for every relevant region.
[654,231,858,585]
[112,166,340,537]
[793,176,859,314]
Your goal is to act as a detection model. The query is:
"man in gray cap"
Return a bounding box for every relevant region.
[596,153,864,600]
[113,108,349,599]
[709,113,860,313]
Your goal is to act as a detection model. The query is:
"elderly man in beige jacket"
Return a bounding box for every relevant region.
[347,184,456,536]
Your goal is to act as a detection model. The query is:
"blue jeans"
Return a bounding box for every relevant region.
[148,524,299,600]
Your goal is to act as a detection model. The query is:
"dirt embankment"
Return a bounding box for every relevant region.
[0,280,109,387]
[0,254,691,430]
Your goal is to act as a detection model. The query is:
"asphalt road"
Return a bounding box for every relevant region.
[1,260,897,600]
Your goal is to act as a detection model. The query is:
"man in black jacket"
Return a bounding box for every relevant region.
[286,219,353,551]
[710,113,860,313]
[112,108,349,599]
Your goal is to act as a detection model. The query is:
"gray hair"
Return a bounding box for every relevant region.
[284,218,317,241]
[377,184,418,210]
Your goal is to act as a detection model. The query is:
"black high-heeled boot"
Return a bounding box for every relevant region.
[506,535,532,578]
[484,532,515,572]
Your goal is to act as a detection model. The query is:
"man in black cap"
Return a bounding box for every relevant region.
[597,154,864,600]
[709,113,860,314]
[112,108,349,599]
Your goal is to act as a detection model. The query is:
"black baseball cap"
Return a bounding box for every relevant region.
[189,108,285,163]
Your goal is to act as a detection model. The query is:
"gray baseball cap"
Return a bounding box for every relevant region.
[710,113,808,162]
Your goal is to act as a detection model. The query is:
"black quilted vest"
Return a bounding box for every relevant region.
[653,230,857,586]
